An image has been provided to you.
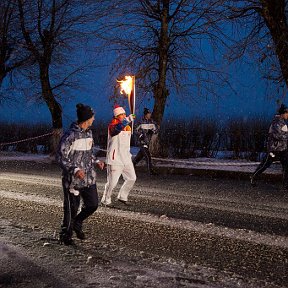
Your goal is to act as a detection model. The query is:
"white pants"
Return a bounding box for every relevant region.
[101,163,136,205]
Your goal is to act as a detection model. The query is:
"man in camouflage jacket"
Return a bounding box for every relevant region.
[57,103,104,245]
[250,104,288,187]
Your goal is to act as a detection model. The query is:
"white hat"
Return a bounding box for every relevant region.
[113,105,126,117]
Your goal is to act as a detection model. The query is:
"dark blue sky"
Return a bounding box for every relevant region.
[0,54,280,127]
[0,3,282,128]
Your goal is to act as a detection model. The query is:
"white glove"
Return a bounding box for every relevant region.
[126,114,136,122]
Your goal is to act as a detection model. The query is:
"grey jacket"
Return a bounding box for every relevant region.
[57,122,98,189]
[135,117,159,147]
[267,115,288,152]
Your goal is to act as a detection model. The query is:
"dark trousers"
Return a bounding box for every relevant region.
[251,151,288,186]
[62,183,98,238]
[133,146,153,173]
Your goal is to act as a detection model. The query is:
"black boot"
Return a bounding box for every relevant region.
[73,221,85,240]
[250,175,257,187]
[59,228,74,245]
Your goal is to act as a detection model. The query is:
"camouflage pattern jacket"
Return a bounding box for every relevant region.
[57,122,98,190]
[135,117,159,147]
[267,115,288,152]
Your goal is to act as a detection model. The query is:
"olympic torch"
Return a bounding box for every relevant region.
[117,75,136,132]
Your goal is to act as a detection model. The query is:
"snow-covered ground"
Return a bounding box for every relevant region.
[0,152,287,287]
[0,149,281,175]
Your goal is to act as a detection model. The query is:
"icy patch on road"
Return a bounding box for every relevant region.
[100,207,288,250]
[1,189,287,250]
[0,152,52,163]
[1,218,278,288]
[0,190,61,207]
[0,173,61,187]
[132,192,288,220]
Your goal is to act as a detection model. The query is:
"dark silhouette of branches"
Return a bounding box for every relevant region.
[0,0,32,96]
[16,0,111,153]
[96,0,229,125]
[222,0,288,93]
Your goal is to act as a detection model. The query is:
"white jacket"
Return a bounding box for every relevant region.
[106,130,132,165]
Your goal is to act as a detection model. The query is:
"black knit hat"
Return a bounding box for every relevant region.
[144,108,151,115]
[278,104,288,115]
[76,103,94,122]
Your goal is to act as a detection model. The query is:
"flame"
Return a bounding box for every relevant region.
[117,76,133,96]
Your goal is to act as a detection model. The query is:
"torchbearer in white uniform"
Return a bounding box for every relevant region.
[101,105,136,206]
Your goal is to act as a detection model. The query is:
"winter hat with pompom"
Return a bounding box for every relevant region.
[113,105,126,117]
[76,103,94,122]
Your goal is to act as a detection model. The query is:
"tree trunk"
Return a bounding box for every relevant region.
[152,0,170,126]
[39,63,62,157]
[0,65,6,88]
[260,0,288,87]
[0,74,4,88]
[150,0,170,156]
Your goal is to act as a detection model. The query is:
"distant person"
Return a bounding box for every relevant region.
[101,105,136,206]
[250,104,288,188]
[57,103,104,245]
[133,108,159,175]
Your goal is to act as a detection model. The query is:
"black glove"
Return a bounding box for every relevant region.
[147,130,153,136]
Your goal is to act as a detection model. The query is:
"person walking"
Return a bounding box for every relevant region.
[133,108,159,175]
[250,104,288,187]
[101,105,136,207]
[57,103,104,245]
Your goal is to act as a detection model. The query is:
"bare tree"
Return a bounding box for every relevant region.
[0,0,30,92]
[97,0,228,126]
[223,0,288,94]
[16,0,110,154]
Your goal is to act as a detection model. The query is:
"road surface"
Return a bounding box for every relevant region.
[0,160,287,287]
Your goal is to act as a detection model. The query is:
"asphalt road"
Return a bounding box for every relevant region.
[0,160,287,287]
